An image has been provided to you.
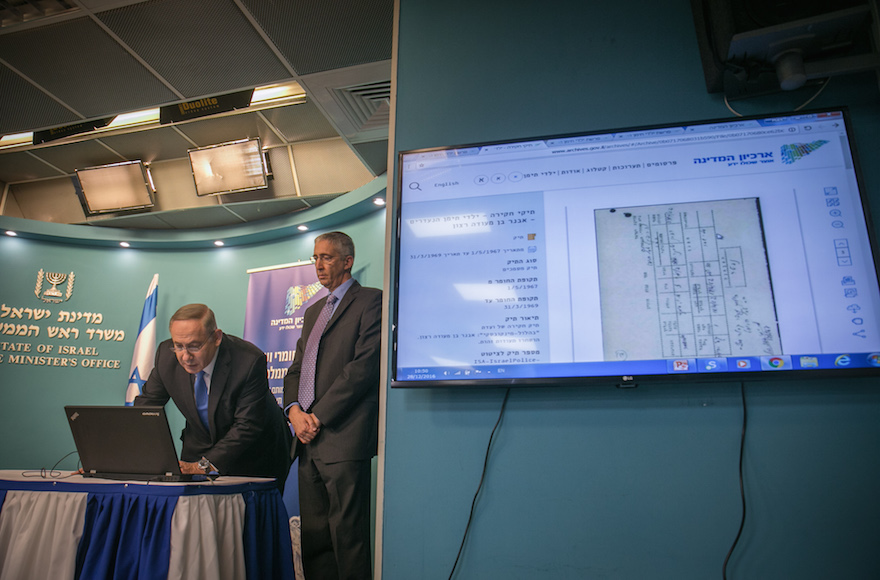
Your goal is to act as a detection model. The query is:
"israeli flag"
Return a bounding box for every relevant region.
[125,274,158,405]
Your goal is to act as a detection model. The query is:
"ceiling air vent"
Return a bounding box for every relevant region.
[331,80,391,134]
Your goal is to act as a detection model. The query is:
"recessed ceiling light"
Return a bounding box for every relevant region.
[214,240,225,247]
[373,198,386,206]
[119,241,130,248]
[5,230,18,236]
[297,225,309,231]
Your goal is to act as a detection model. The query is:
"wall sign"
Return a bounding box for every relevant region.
[1,269,127,371]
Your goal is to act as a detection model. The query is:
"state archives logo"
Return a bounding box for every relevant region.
[780,140,828,164]
[284,280,324,316]
[34,269,76,303]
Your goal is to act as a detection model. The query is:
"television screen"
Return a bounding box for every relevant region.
[392,108,880,387]
[188,138,267,196]
[75,160,154,215]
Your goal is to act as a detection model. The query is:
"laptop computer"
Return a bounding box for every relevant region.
[65,405,207,482]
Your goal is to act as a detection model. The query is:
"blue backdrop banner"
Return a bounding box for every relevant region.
[243,261,326,518]
[243,262,325,406]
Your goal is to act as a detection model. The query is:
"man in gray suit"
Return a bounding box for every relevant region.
[283,231,382,580]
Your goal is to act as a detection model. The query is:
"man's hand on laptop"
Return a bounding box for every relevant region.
[180,457,218,475]
[179,461,204,475]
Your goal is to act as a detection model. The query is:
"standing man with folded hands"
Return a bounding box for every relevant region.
[284,232,383,580]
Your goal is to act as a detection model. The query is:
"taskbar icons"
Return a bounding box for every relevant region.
[761,356,790,371]
[791,352,879,369]
[669,352,880,373]
[666,358,731,373]
[408,352,880,380]
[701,358,728,372]
[799,355,819,368]
[669,359,692,372]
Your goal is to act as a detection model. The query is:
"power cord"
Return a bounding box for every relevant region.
[724,77,832,117]
[445,382,749,579]
[448,387,511,580]
[21,450,81,479]
[723,382,748,579]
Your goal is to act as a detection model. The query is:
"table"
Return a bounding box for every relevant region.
[0,470,295,580]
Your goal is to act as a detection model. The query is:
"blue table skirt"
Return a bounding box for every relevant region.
[0,475,294,580]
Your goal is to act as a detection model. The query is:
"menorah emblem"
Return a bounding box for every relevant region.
[44,272,67,297]
[34,269,76,303]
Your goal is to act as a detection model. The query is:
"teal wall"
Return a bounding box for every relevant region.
[382,1,880,579]
[0,205,386,471]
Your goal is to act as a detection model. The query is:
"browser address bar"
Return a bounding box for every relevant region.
[551,127,794,155]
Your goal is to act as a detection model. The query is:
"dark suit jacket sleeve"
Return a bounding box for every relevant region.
[283,333,305,409]
[203,349,276,470]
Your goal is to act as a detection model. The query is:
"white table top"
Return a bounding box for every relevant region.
[0,469,274,487]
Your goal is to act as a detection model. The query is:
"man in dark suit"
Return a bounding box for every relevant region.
[283,231,382,580]
[135,303,291,487]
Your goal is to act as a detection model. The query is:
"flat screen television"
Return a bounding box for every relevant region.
[392,108,880,387]
[188,138,267,197]
[75,160,154,215]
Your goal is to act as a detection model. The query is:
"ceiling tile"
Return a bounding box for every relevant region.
[217,196,312,221]
[173,111,279,148]
[97,127,195,164]
[0,17,177,118]
[259,101,339,142]
[10,178,85,224]
[292,139,374,196]
[240,0,393,75]
[0,64,81,135]
[0,151,68,183]
[352,140,388,176]
[145,204,248,229]
[97,0,293,98]
[29,140,126,174]
[83,211,177,229]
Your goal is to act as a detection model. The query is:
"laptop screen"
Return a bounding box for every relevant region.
[65,405,191,481]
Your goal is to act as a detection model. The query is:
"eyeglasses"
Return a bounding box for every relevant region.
[311,253,339,264]
[170,332,215,354]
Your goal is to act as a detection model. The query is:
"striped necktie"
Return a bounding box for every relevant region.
[298,294,338,412]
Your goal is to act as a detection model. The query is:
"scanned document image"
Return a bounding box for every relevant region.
[595,198,782,360]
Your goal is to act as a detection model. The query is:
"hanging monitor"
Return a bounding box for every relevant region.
[188,138,267,197]
[75,160,154,215]
[392,108,880,387]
